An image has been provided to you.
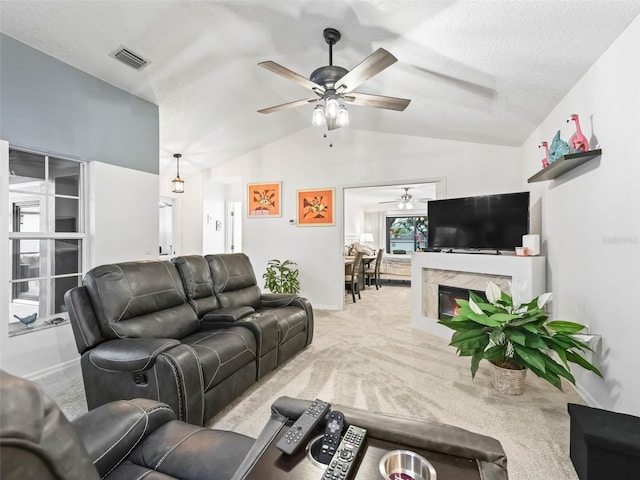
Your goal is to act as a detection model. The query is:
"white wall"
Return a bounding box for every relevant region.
[521,16,640,416]
[343,194,365,247]
[203,179,236,254]
[1,160,160,377]
[204,128,521,309]
[160,170,204,256]
[89,162,159,265]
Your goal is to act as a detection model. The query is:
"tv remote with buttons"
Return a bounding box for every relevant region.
[317,410,345,464]
[276,398,331,455]
[321,425,367,480]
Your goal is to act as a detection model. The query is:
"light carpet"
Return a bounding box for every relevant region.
[38,284,582,480]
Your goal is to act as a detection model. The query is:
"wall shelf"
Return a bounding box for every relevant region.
[527,149,602,183]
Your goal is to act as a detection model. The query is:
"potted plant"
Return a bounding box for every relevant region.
[263,259,300,294]
[438,282,602,395]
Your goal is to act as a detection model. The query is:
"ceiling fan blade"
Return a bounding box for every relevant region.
[343,92,411,111]
[335,48,397,93]
[258,61,325,94]
[258,98,318,114]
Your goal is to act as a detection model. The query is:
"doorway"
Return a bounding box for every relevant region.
[343,181,443,254]
[159,197,173,257]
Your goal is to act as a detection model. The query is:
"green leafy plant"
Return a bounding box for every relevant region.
[438,282,602,390]
[263,259,300,294]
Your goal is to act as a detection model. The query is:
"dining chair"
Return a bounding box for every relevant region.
[345,251,364,303]
[365,248,384,290]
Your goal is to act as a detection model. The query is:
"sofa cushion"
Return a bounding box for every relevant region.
[180,326,256,391]
[172,255,220,317]
[206,253,261,308]
[83,261,199,340]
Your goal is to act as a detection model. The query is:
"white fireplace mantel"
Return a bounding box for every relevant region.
[411,252,546,339]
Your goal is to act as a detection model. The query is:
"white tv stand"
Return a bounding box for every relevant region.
[410,252,546,339]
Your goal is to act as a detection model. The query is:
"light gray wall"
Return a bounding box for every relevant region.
[521,15,640,417]
[0,34,158,173]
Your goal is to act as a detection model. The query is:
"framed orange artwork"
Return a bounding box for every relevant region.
[297,188,335,226]
[248,182,281,217]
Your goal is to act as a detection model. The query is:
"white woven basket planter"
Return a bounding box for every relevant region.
[490,362,527,395]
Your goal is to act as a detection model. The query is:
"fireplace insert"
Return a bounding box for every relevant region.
[438,285,486,320]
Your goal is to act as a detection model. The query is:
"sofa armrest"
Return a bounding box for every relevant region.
[72,398,176,478]
[260,293,297,308]
[202,305,255,323]
[88,338,180,372]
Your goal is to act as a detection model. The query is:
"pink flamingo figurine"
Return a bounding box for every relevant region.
[539,141,549,168]
[567,114,589,153]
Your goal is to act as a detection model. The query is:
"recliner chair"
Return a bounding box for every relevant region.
[0,370,255,480]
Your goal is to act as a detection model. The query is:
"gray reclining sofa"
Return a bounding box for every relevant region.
[64,253,314,426]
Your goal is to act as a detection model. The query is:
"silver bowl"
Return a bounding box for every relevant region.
[379,449,437,480]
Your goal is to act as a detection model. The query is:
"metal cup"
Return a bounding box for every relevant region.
[379,449,437,480]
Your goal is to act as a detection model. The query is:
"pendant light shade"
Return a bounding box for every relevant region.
[172,153,185,193]
[336,104,349,126]
[312,104,327,126]
[325,94,339,119]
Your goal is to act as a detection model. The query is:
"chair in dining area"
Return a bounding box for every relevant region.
[365,248,384,290]
[345,250,364,303]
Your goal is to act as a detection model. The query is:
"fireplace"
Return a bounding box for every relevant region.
[438,285,486,320]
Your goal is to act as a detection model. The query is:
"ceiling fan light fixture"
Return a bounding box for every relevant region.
[405,202,414,210]
[336,104,349,126]
[312,104,326,126]
[325,94,339,118]
[172,153,185,194]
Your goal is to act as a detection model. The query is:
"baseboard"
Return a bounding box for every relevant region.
[26,357,80,381]
[572,381,604,410]
[314,304,340,311]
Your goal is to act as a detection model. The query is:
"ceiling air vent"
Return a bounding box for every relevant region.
[110,47,150,70]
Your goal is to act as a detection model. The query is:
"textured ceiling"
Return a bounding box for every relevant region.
[2,1,639,179]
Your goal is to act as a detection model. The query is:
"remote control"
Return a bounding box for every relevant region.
[276,398,331,455]
[321,425,367,480]
[317,410,345,464]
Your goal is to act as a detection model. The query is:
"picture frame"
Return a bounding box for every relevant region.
[297,188,335,226]
[247,182,281,217]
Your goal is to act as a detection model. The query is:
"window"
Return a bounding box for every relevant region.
[386,216,428,253]
[7,148,86,335]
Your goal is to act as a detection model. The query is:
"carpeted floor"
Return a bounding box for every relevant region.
[38,284,582,480]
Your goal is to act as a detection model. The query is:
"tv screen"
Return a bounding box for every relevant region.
[427,192,530,251]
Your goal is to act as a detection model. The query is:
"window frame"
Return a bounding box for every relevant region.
[5,145,88,336]
[385,215,428,253]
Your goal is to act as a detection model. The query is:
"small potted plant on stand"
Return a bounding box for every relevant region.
[263,259,300,294]
[438,282,602,395]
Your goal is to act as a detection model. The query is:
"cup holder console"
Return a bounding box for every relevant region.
[379,449,437,480]
[305,435,331,468]
[305,429,437,480]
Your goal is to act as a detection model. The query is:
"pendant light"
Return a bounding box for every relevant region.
[172,153,185,193]
[312,104,327,126]
[336,104,349,126]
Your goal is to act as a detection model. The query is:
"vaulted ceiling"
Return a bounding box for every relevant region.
[2,1,639,179]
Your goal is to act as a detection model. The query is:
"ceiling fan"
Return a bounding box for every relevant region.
[379,187,432,210]
[258,27,411,130]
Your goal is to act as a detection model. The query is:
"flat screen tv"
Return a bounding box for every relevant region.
[427,191,530,251]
